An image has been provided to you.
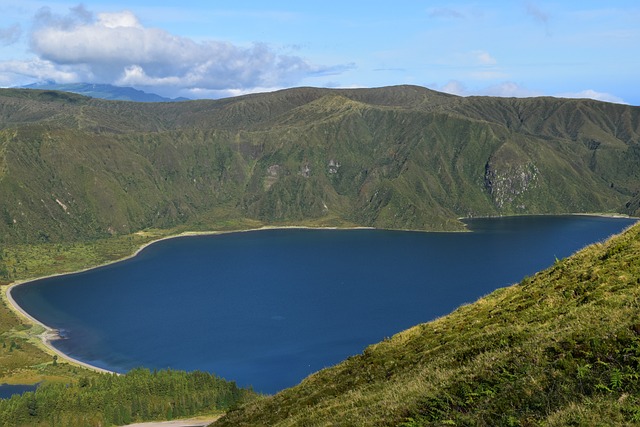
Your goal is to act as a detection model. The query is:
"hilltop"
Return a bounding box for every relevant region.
[214,221,640,426]
[0,85,638,253]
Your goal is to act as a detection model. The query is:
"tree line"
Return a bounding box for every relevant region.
[0,367,256,426]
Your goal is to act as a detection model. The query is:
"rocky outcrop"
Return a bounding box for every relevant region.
[484,142,539,211]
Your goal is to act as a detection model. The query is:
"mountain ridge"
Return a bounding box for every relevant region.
[0,85,638,250]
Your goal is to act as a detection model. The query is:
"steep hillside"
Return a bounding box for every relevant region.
[0,86,639,250]
[214,221,640,426]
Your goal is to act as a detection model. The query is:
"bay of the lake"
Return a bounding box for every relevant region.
[0,383,39,400]
[11,215,637,393]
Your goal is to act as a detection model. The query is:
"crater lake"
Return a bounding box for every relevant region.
[11,215,637,393]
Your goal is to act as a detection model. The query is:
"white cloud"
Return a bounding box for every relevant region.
[555,89,626,104]
[439,80,467,96]
[480,81,541,97]
[473,50,497,66]
[0,24,21,46]
[178,86,286,100]
[97,10,142,29]
[436,80,540,98]
[0,58,88,83]
[435,80,627,104]
[18,6,350,97]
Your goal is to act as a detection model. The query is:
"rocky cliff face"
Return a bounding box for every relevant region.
[483,142,540,211]
[624,193,640,217]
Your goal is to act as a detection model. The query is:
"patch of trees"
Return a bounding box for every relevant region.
[0,368,254,426]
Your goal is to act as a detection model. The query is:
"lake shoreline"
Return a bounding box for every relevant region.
[4,281,116,375]
[3,215,637,379]
[457,212,635,220]
[2,224,375,377]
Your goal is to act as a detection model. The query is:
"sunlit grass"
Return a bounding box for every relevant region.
[216,222,640,426]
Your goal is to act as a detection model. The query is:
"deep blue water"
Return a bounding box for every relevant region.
[11,215,637,394]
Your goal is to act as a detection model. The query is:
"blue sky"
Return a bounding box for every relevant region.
[1,1,638,104]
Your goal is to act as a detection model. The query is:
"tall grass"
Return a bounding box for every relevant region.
[216,222,640,426]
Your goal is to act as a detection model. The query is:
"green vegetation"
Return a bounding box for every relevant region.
[0,86,638,247]
[215,222,640,426]
[0,228,258,426]
[0,230,168,283]
[0,85,639,425]
[0,368,254,426]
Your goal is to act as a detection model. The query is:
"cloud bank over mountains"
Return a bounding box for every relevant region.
[438,80,626,104]
[10,6,349,98]
[0,3,634,104]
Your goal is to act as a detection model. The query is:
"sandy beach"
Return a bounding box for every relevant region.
[3,281,116,374]
[122,415,222,427]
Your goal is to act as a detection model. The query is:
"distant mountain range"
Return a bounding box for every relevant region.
[20,82,189,102]
[0,85,638,245]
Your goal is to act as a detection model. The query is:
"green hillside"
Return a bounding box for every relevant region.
[0,85,639,425]
[0,86,639,253]
[214,221,640,426]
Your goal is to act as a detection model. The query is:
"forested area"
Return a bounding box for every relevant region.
[0,368,255,426]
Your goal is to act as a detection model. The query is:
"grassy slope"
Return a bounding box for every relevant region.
[215,221,640,426]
